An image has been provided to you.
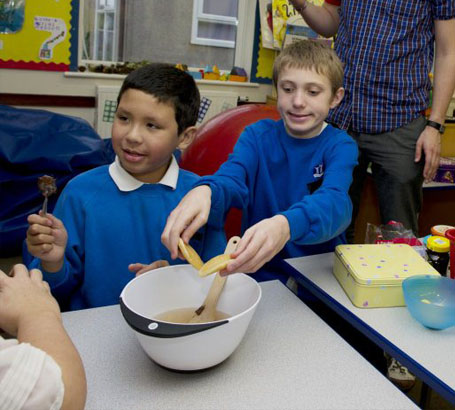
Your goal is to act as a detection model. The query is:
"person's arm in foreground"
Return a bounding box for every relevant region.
[289,0,340,37]
[0,264,86,410]
[415,18,455,182]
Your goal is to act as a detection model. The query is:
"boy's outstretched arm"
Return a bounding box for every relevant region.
[26,212,67,273]
[161,185,212,259]
[221,215,290,275]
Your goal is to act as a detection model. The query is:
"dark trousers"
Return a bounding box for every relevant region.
[346,116,426,243]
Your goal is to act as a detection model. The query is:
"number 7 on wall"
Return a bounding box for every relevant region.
[34,16,67,60]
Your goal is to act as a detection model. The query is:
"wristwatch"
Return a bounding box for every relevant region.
[426,119,445,134]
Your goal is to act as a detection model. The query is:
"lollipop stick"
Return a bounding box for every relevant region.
[42,195,48,215]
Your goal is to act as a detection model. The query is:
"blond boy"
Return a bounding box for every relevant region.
[162,40,357,285]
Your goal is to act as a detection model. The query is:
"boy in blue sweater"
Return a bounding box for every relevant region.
[162,40,358,286]
[25,63,226,310]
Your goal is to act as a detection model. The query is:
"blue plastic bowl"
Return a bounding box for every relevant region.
[402,275,455,330]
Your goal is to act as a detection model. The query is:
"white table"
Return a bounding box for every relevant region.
[62,281,417,410]
[285,254,455,405]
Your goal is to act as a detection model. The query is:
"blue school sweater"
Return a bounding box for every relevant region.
[27,158,226,310]
[197,119,358,283]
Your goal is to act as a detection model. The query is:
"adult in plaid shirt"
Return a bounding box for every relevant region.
[291,0,455,391]
[291,0,455,243]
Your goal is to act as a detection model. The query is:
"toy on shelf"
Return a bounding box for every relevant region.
[175,63,188,71]
[175,63,203,80]
[188,70,203,80]
[175,63,247,82]
[229,66,248,82]
[204,64,221,80]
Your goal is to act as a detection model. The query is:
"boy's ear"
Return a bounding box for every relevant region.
[329,87,345,109]
[177,126,197,151]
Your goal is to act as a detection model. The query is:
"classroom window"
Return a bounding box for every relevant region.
[191,0,239,49]
[79,0,253,73]
[82,0,124,62]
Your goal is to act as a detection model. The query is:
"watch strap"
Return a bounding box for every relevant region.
[426,119,445,134]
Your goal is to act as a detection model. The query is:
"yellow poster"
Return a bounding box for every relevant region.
[272,0,324,50]
[256,33,278,79]
[258,0,274,50]
[255,0,327,81]
[0,0,72,70]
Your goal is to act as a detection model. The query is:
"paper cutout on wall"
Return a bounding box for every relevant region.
[258,0,274,50]
[0,0,25,34]
[103,100,117,123]
[252,0,328,82]
[272,0,325,50]
[272,0,295,49]
[35,16,67,60]
[198,97,212,124]
[0,0,74,71]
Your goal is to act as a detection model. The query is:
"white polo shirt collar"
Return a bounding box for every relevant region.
[109,155,179,192]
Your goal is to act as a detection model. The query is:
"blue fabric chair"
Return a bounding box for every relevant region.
[0,105,114,256]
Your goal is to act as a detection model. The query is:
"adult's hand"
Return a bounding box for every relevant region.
[0,264,87,410]
[289,0,340,38]
[414,126,441,183]
[0,264,60,337]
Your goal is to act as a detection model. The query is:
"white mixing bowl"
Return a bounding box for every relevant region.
[120,264,262,371]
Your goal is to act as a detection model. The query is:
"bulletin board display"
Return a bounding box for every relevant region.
[251,0,326,84]
[0,0,79,71]
[250,3,276,84]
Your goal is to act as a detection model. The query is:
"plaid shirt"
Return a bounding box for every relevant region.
[326,0,455,134]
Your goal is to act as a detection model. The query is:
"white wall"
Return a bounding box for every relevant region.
[0,68,273,129]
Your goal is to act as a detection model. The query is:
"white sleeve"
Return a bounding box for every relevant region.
[0,336,64,410]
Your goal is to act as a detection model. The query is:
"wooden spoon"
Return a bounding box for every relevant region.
[188,236,240,323]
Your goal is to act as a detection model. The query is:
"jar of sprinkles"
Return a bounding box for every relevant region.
[426,235,450,276]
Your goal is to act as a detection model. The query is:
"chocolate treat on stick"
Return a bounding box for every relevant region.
[38,175,57,215]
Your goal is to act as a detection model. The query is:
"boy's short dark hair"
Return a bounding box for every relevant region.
[117,63,200,134]
[272,40,344,95]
